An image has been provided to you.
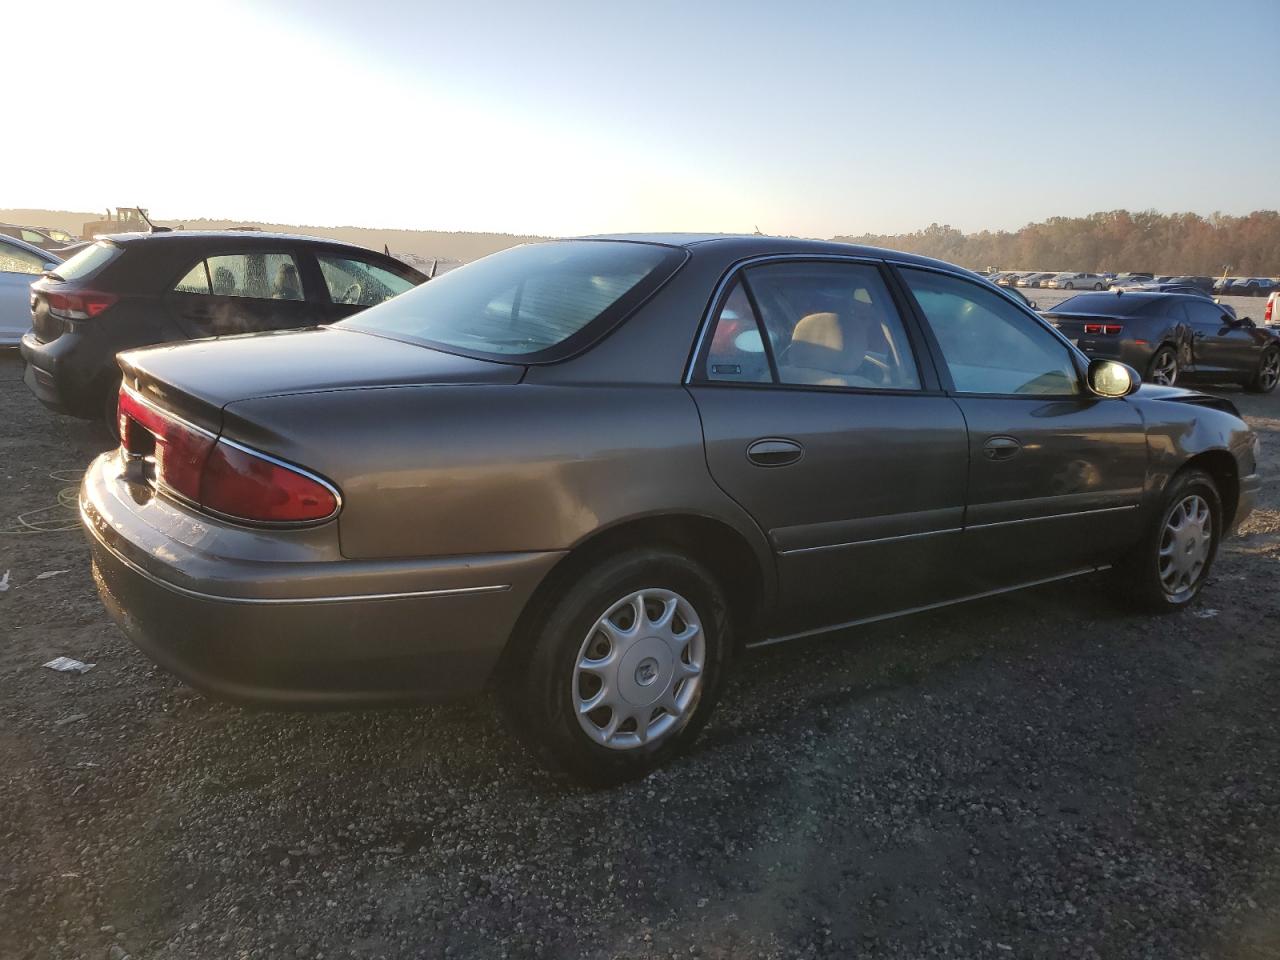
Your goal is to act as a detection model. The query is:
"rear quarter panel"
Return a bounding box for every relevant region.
[221,382,774,573]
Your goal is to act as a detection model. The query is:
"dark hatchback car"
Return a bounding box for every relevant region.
[81,235,1260,784]
[1043,291,1280,391]
[21,231,426,427]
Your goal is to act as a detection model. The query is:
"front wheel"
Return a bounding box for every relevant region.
[1245,347,1280,393]
[1114,469,1221,613]
[1147,346,1178,385]
[501,548,730,786]
[1093,282,1104,290]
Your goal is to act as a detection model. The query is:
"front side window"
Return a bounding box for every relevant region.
[0,242,46,275]
[745,261,920,390]
[177,252,304,300]
[901,267,1080,396]
[317,254,416,306]
[1185,299,1230,329]
[339,240,685,359]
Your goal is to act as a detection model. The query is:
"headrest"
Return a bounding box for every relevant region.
[788,311,869,374]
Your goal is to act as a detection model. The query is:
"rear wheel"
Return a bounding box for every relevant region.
[501,548,730,786]
[1147,346,1178,385]
[1244,347,1280,393]
[1114,469,1220,613]
[1093,282,1103,290]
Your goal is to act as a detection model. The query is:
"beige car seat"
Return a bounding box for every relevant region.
[778,310,878,387]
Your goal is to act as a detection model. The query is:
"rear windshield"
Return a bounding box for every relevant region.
[50,241,122,282]
[338,240,686,361]
[1050,293,1155,316]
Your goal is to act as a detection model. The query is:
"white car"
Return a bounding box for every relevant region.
[0,235,60,346]
[1044,272,1106,290]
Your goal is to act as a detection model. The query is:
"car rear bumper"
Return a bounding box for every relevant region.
[20,329,107,418]
[81,451,564,706]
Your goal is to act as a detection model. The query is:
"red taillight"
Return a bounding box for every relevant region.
[201,441,338,523]
[1083,323,1123,335]
[117,385,338,524]
[1267,300,1274,323]
[117,386,214,502]
[46,290,117,320]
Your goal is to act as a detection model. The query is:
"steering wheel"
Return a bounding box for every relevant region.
[340,281,362,305]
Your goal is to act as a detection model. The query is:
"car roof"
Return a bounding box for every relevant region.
[93,230,385,253]
[575,232,975,274]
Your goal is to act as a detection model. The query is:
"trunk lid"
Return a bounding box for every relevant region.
[117,326,525,427]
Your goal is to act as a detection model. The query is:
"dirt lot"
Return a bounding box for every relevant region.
[2,330,1279,960]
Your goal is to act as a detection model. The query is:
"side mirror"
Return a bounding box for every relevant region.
[1087,358,1141,398]
[1029,299,1039,310]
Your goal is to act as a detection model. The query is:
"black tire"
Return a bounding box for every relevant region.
[1113,468,1221,614]
[1064,282,1074,289]
[1244,347,1280,394]
[102,376,122,440]
[500,547,731,787]
[1146,345,1178,385]
[1093,282,1103,290]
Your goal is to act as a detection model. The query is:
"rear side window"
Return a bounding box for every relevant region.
[339,240,685,360]
[0,242,46,275]
[317,254,416,306]
[699,261,921,391]
[747,261,920,390]
[173,252,304,301]
[50,241,121,282]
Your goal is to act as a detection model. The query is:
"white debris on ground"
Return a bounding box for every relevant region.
[0,570,9,591]
[43,657,96,674]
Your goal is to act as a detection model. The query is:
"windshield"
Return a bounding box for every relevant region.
[339,240,686,360]
[50,240,122,281]
[1051,292,1155,315]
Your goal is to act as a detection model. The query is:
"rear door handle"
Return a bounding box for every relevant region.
[982,436,1021,461]
[746,438,803,467]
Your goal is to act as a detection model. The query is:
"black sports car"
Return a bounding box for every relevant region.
[1043,291,1279,391]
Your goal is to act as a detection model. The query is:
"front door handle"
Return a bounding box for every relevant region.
[982,436,1021,461]
[746,438,803,467]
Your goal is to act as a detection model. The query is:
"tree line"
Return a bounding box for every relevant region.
[834,210,1280,277]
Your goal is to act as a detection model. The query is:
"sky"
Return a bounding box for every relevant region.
[4,0,1277,238]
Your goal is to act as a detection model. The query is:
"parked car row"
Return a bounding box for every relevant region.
[982,270,1279,297]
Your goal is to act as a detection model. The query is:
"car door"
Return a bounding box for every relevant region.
[0,239,50,342]
[166,247,320,338]
[1183,297,1256,378]
[895,266,1148,591]
[687,258,970,636]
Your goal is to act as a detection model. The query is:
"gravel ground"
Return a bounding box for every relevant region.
[2,326,1279,960]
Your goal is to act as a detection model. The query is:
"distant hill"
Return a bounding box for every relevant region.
[0,208,546,265]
